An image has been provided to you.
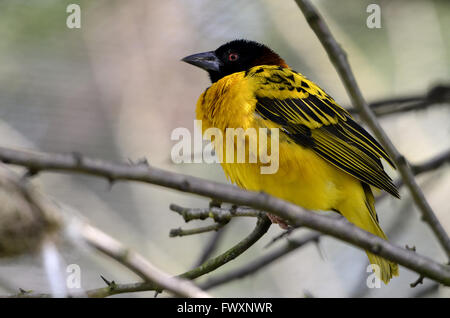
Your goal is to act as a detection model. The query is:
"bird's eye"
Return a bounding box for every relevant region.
[228,52,239,62]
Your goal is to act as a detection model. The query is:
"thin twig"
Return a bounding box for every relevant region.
[347,85,450,117]
[199,232,321,290]
[194,229,226,268]
[80,223,211,298]
[86,216,271,297]
[0,147,449,285]
[411,149,450,176]
[169,204,263,222]
[169,223,224,237]
[294,0,450,259]
[192,201,230,267]
[376,149,450,201]
[412,283,439,298]
[6,216,271,298]
[169,203,261,237]
[1,167,209,298]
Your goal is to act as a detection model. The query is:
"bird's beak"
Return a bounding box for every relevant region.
[181,51,221,72]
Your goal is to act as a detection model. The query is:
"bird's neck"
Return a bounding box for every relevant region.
[196,73,254,132]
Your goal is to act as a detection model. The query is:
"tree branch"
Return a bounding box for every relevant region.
[169,223,224,237]
[84,216,271,297]
[193,229,226,268]
[168,204,264,237]
[169,204,264,222]
[411,149,450,176]
[79,222,211,298]
[6,215,271,298]
[0,147,449,286]
[375,149,450,201]
[347,85,450,117]
[294,0,450,259]
[199,231,321,290]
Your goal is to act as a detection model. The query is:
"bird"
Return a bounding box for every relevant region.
[182,39,399,284]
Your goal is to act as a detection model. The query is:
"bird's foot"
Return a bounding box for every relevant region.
[267,213,289,229]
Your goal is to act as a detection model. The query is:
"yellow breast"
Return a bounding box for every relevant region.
[195,71,353,211]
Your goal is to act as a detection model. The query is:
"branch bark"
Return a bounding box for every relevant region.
[347,85,450,117]
[0,147,449,286]
[86,216,271,297]
[80,223,211,298]
[199,231,321,290]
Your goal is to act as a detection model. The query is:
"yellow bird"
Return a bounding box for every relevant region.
[182,39,399,284]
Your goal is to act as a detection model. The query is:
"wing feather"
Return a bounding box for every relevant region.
[249,66,399,198]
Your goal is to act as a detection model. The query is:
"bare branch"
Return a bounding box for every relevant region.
[80,222,211,298]
[412,283,439,298]
[294,0,450,259]
[411,149,450,176]
[0,147,449,286]
[375,149,450,201]
[199,232,321,290]
[348,85,450,117]
[169,204,263,222]
[193,229,226,268]
[169,223,224,237]
[0,165,210,298]
[6,215,271,298]
[86,216,271,297]
[168,204,263,237]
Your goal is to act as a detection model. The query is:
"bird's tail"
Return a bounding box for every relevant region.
[338,184,399,284]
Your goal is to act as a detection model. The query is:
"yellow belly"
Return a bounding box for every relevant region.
[194,72,361,212]
[219,138,358,211]
[194,70,398,283]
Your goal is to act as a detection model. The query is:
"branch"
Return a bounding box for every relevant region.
[199,232,321,290]
[80,222,211,298]
[347,85,450,117]
[411,149,450,176]
[169,204,264,222]
[375,149,450,201]
[169,223,224,237]
[0,147,449,286]
[194,229,226,268]
[0,166,210,298]
[86,216,271,297]
[168,204,263,237]
[192,200,229,267]
[294,0,450,259]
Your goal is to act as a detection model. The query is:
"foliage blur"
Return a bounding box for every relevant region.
[0,0,449,297]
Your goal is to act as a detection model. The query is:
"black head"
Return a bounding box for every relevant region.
[182,40,287,83]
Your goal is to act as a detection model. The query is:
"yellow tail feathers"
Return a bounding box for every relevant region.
[367,251,399,284]
[337,184,399,284]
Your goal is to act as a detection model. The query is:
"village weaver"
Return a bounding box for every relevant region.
[182,39,399,284]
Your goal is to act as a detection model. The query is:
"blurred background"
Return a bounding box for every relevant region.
[0,0,449,297]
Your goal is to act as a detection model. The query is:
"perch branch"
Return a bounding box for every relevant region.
[169,204,264,222]
[0,147,449,286]
[411,149,450,176]
[168,204,263,237]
